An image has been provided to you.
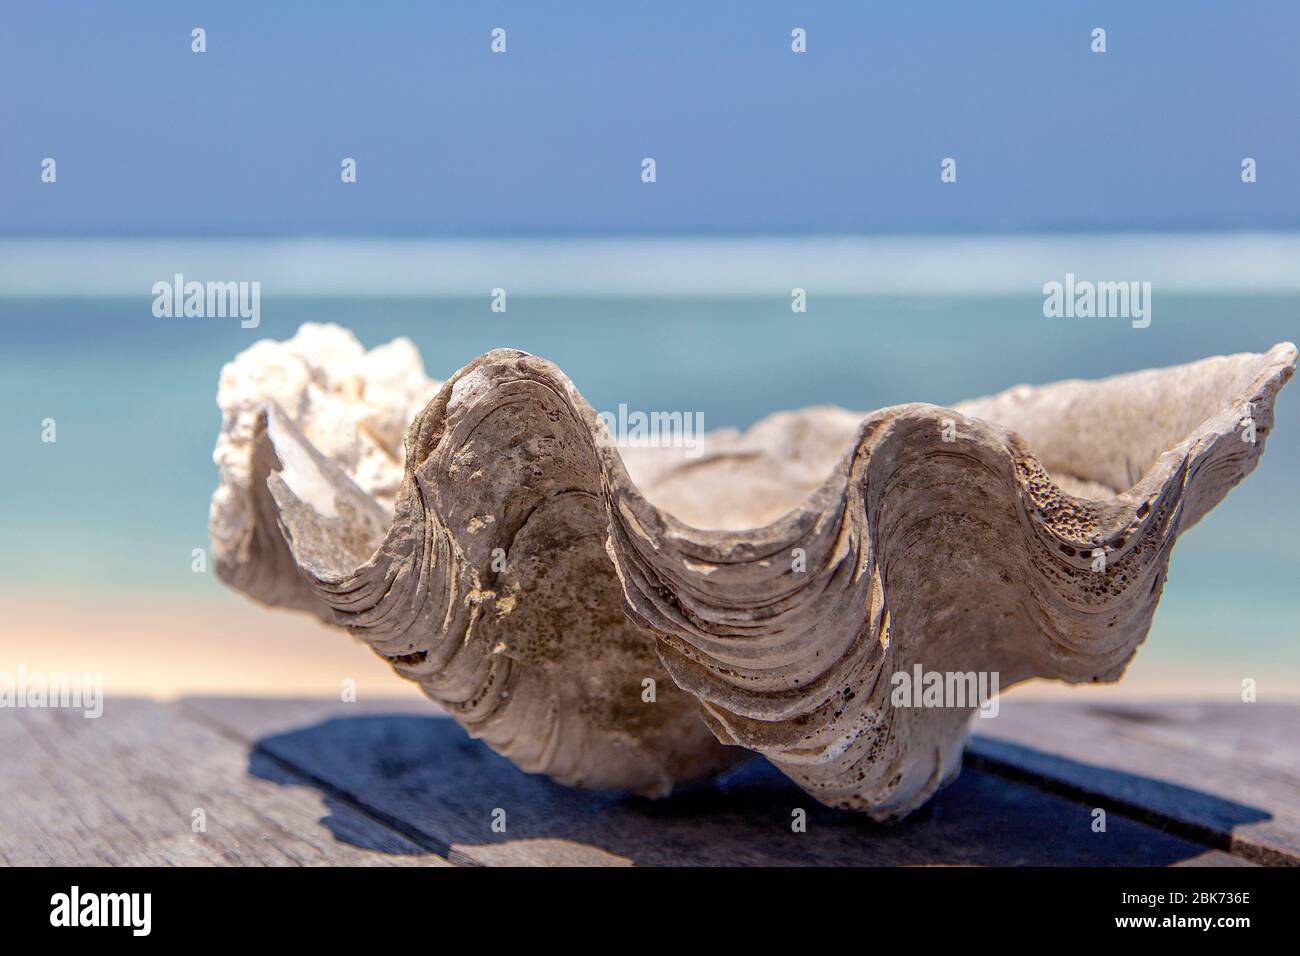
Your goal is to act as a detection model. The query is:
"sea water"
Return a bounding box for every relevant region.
[1,236,1296,683]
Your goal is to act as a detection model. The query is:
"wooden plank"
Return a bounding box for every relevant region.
[0,699,447,866]
[970,700,1300,866]
[183,696,1244,867]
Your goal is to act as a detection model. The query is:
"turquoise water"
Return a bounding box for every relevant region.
[2,291,1296,675]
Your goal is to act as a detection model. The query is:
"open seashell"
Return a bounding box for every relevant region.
[210,324,1295,818]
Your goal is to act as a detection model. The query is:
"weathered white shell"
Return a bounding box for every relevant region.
[210,324,1295,818]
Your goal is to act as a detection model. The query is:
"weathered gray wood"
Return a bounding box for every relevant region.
[6,696,1285,866]
[970,700,1300,866]
[183,696,1251,866]
[0,699,446,866]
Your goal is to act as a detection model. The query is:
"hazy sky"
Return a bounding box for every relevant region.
[3,1,1297,236]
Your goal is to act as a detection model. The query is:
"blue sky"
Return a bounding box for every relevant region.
[2,1,1297,236]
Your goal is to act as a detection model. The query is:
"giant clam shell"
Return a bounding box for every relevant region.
[210,324,1295,818]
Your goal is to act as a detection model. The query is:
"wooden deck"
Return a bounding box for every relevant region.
[2,697,1295,866]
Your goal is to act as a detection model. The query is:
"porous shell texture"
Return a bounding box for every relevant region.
[209,323,1295,818]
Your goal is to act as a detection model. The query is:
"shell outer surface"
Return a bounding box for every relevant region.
[210,325,1295,819]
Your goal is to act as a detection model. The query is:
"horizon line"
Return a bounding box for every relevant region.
[3,232,1300,296]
